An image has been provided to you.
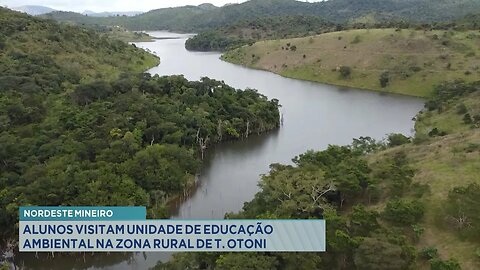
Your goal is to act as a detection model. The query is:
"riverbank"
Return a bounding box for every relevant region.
[221,28,480,98]
[162,79,480,270]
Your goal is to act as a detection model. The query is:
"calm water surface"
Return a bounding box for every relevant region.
[17,31,424,269]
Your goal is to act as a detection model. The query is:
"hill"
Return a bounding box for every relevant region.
[222,28,480,97]
[12,5,56,15]
[0,7,280,240]
[44,0,480,32]
[37,11,155,42]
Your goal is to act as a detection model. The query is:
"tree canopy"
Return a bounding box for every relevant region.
[0,8,280,238]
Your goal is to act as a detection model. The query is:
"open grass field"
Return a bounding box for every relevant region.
[222,28,480,97]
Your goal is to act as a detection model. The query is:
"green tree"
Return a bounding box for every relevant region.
[383,199,425,226]
[350,205,380,236]
[125,144,198,193]
[387,133,410,147]
[339,66,352,79]
[380,71,390,88]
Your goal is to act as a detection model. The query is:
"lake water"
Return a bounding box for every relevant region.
[16,31,424,270]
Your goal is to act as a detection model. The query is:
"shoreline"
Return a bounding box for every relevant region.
[219,55,428,100]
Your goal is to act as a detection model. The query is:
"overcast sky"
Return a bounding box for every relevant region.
[1,0,319,12]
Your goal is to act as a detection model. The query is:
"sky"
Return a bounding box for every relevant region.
[1,0,319,12]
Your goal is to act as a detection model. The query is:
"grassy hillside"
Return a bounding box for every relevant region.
[45,0,480,32]
[0,8,158,82]
[370,81,480,269]
[161,80,480,269]
[222,28,480,97]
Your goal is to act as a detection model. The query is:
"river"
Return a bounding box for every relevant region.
[15,31,424,269]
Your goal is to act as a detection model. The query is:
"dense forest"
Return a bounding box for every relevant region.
[160,79,480,269]
[0,8,280,239]
[185,15,337,51]
[44,0,480,32]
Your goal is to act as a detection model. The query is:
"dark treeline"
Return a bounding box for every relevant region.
[185,15,337,51]
[44,0,480,32]
[0,8,280,238]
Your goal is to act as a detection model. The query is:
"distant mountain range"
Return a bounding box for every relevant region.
[12,5,56,15]
[43,0,480,32]
[82,10,143,17]
[11,5,142,17]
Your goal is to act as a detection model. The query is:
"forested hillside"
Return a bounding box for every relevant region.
[160,79,480,270]
[0,8,280,238]
[44,0,480,32]
[185,15,337,51]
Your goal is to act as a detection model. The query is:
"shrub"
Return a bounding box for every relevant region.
[387,133,410,147]
[463,113,473,124]
[473,114,480,124]
[456,103,468,114]
[383,199,425,226]
[351,35,361,44]
[419,246,438,260]
[465,51,475,57]
[410,66,422,72]
[380,71,390,88]
[445,183,480,240]
[428,128,447,137]
[430,258,461,270]
[339,66,352,79]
